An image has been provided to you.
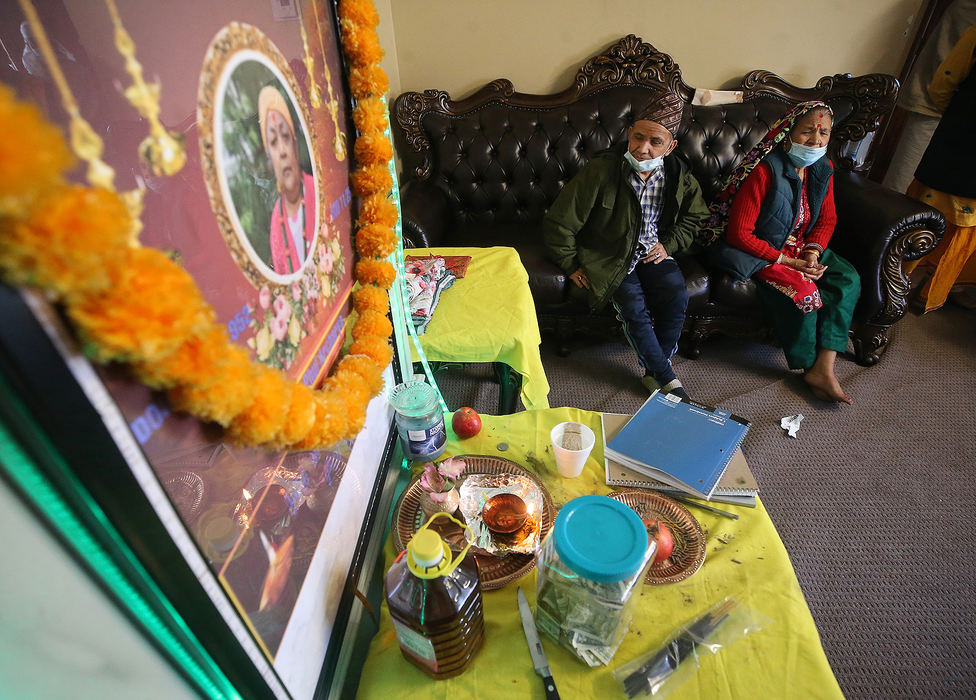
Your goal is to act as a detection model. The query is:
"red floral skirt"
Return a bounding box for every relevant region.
[755,237,823,314]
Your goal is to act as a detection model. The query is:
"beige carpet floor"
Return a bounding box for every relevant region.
[434,303,976,698]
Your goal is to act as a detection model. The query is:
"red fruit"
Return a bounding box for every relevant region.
[649,520,674,563]
[451,407,482,439]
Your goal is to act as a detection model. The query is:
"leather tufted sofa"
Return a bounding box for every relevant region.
[392,35,946,365]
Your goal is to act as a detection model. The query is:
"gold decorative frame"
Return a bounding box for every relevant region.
[197,22,324,288]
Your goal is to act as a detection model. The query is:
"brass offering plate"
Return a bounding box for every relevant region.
[608,490,706,585]
[392,455,555,590]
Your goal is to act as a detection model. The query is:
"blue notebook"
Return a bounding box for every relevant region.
[604,391,750,500]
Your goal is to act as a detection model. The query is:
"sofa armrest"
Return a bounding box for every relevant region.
[830,171,946,364]
[399,179,451,249]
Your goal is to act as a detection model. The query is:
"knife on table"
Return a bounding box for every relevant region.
[517,587,560,700]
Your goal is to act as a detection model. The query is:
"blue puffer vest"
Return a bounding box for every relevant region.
[709,147,833,281]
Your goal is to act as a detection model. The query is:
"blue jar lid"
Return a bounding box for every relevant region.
[553,495,649,582]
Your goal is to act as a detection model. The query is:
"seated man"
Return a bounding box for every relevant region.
[543,92,709,397]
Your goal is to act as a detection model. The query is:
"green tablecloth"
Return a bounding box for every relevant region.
[406,246,550,410]
[357,408,843,699]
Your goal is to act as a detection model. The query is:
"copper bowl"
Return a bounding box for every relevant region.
[481,493,528,533]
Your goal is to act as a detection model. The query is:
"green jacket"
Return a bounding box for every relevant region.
[543,144,709,311]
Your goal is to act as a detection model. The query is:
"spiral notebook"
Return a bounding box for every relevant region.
[602,393,753,501]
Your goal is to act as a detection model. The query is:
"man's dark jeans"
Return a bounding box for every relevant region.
[611,258,688,383]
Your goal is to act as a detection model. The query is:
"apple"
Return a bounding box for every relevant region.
[648,520,674,564]
[451,407,482,439]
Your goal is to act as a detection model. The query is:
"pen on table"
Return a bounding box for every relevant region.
[666,493,739,520]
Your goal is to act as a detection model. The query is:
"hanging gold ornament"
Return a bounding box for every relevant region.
[18,0,116,191]
[312,0,347,161]
[104,0,186,177]
[296,1,323,109]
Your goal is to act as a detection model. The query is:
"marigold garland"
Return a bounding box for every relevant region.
[351,163,393,197]
[353,132,393,165]
[351,309,393,339]
[359,193,399,228]
[352,284,390,315]
[0,1,399,451]
[68,247,216,364]
[355,258,397,288]
[2,186,130,298]
[348,64,389,100]
[355,222,396,258]
[352,96,388,133]
[0,85,73,218]
[338,0,379,29]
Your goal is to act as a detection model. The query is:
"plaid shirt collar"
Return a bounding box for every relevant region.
[628,166,665,271]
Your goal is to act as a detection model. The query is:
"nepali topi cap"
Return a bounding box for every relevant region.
[634,91,684,136]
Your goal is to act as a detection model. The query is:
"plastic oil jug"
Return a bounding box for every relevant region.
[384,513,485,678]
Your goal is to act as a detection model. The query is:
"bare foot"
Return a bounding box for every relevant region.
[804,369,852,404]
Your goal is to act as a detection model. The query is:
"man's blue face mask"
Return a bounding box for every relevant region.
[625,150,664,173]
[785,141,828,169]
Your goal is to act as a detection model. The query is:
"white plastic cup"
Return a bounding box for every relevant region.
[550,421,596,478]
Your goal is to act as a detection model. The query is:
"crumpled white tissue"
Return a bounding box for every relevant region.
[780,413,804,438]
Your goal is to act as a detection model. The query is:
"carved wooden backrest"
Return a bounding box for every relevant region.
[393,35,898,220]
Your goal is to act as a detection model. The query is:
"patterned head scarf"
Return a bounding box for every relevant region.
[258,85,295,152]
[633,91,684,137]
[698,100,834,245]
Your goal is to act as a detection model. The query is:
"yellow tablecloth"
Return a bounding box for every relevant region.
[357,409,842,699]
[406,246,550,411]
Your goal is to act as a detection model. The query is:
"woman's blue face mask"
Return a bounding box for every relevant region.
[785,141,828,169]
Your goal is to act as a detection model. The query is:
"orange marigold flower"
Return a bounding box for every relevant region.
[341,351,386,394]
[0,85,73,218]
[359,194,399,228]
[355,222,396,258]
[352,309,392,340]
[279,384,318,447]
[1,186,131,299]
[68,247,215,363]
[351,164,392,197]
[296,391,351,449]
[349,338,394,372]
[356,258,396,288]
[331,370,370,435]
[341,24,383,67]
[348,63,389,100]
[352,97,388,134]
[226,366,292,447]
[167,347,259,427]
[353,284,390,315]
[133,325,230,390]
[339,0,379,28]
[352,132,393,166]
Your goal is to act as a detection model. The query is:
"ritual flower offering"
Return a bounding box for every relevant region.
[418,457,466,501]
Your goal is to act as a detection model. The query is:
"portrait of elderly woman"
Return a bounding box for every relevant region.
[213,56,319,281]
[258,85,316,275]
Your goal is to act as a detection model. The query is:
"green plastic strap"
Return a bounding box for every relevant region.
[0,411,239,699]
[381,96,448,416]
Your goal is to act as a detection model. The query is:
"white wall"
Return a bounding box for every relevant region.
[381,0,926,99]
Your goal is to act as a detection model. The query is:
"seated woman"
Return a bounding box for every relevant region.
[704,101,860,404]
[258,85,316,275]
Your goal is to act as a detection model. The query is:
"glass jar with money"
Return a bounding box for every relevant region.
[533,495,655,666]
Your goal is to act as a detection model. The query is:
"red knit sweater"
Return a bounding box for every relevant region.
[726,161,837,262]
